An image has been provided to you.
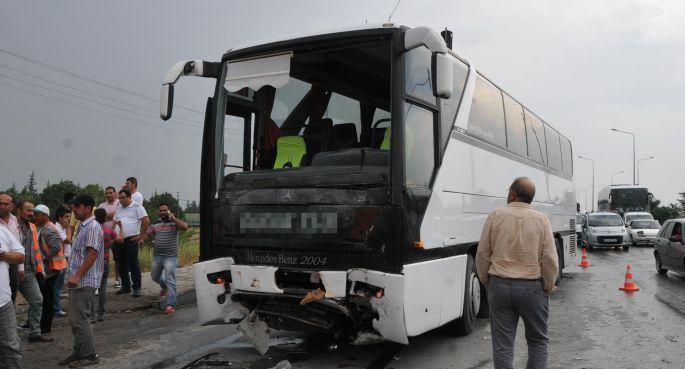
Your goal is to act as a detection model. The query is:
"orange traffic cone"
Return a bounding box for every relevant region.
[619,264,640,292]
[578,248,591,268]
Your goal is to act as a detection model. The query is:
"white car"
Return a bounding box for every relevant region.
[624,212,654,226]
[627,219,661,246]
[582,212,630,251]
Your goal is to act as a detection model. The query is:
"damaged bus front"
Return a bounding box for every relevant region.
[160,25,473,351]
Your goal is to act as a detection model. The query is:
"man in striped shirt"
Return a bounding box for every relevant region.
[141,203,187,314]
[60,194,103,368]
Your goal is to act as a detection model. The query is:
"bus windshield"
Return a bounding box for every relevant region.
[217,40,391,180]
[610,188,649,212]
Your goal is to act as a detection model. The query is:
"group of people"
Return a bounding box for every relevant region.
[0,177,188,368]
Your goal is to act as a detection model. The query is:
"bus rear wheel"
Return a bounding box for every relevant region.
[452,254,480,336]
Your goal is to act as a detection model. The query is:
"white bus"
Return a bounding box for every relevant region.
[159,24,576,348]
[597,185,651,216]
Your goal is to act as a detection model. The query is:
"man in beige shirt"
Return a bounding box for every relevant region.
[476,177,558,369]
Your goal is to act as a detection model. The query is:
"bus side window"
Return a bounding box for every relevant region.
[467,75,506,147]
[544,125,563,171]
[404,103,435,188]
[524,110,547,164]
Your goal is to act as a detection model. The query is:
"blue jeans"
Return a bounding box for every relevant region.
[54,269,66,313]
[151,255,177,307]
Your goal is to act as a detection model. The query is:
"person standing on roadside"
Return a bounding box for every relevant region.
[33,205,67,336]
[476,177,558,369]
[140,203,188,314]
[125,177,144,205]
[98,187,121,288]
[0,192,20,303]
[59,194,103,368]
[0,225,25,369]
[53,206,71,317]
[91,208,122,322]
[15,201,52,343]
[113,189,149,297]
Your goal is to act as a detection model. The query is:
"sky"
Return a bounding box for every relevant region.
[1,0,683,209]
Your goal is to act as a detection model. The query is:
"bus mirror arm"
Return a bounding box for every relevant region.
[160,60,221,121]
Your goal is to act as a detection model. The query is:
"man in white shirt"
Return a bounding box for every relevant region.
[0,225,26,369]
[0,192,20,304]
[113,189,149,297]
[125,177,144,205]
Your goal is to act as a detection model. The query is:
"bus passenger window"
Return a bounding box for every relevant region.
[524,110,547,164]
[468,75,506,147]
[545,125,563,171]
[404,103,435,188]
[503,93,527,156]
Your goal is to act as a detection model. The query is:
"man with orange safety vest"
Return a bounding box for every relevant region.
[15,201,53,343]
[34,205,67,335]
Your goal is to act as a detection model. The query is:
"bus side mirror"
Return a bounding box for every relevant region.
[432,53,453,99]
[160,84,174,121]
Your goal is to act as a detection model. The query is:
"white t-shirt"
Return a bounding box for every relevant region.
[131,191,144,205]
[55,222,72,258]
[0,226,25,307]
[114,202,148,238]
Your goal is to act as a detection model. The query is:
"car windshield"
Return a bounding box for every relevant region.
[588,214,623,227]
[626,214,652,222]
[630,220,660,229]
[576,214,584,224]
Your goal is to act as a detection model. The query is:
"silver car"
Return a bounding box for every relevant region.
[627,219,660,246]
[654,219,685,275]
[582,212,629,251]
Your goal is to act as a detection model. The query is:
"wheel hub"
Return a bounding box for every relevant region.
[470,273,481,317]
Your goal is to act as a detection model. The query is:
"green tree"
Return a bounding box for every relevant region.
[145,192,183,222]
[27,171,38,199]
[39,180,81,213]
[81,183,105,205]
[650,198,681,224]
[185,200,199,213]
[3,184,19,199]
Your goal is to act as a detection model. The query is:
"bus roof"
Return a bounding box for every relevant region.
[226,23,402,55]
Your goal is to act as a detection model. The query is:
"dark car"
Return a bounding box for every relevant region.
[654,219,685,275]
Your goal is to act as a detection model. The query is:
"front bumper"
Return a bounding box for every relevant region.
[632,236,656,245]
[588,234,628,247]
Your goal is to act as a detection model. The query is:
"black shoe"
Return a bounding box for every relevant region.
[28,335,54,343]
[18,321,29,329]
[115,289,131,295]
[132,289,141,298]
[97,315,105,322]
[59,354,78,366]
[68,355,100,368]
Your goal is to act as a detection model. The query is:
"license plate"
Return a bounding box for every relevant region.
[604,238,617,243]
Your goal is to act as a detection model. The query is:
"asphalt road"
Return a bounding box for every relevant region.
[21,246,685,369]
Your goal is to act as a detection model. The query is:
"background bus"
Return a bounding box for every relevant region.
[597,185,651,215]
[159,24,576,348]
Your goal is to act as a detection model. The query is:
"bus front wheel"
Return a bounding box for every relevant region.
[453,254,480,336]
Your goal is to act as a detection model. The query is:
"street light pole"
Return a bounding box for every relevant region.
[611,170,624,185]
[578,155,595,211]
[637,156,655,185]
[611,128,636,185]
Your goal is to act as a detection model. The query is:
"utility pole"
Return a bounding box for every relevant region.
[578,156,595,211]
[611,128,636,185]
[637,156,655,185]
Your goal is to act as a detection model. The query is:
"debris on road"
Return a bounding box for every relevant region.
[238,311,271,355]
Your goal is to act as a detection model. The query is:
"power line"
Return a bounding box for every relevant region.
[0,62,204,125]
[0,72,203,131]
[0,47,206,115]
[0,81,202,137]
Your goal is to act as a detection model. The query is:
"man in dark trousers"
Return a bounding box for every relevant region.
[476,177,559,369]
[113,189,148,297]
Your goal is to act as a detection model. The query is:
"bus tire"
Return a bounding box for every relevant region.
[452,254,479,336]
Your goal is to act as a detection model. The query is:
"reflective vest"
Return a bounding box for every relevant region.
[40,222,68,271]
[28,223,45,275]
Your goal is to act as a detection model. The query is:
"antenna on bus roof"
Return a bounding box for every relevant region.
[387,0,401,22]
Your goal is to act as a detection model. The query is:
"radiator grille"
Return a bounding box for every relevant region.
[570,234,577,255]
[570,218,576,230]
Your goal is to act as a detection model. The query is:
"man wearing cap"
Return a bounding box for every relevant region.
[15,201,52,343]
[33,205,66,335]
[0,225,25,369]
[59,194,103,368]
